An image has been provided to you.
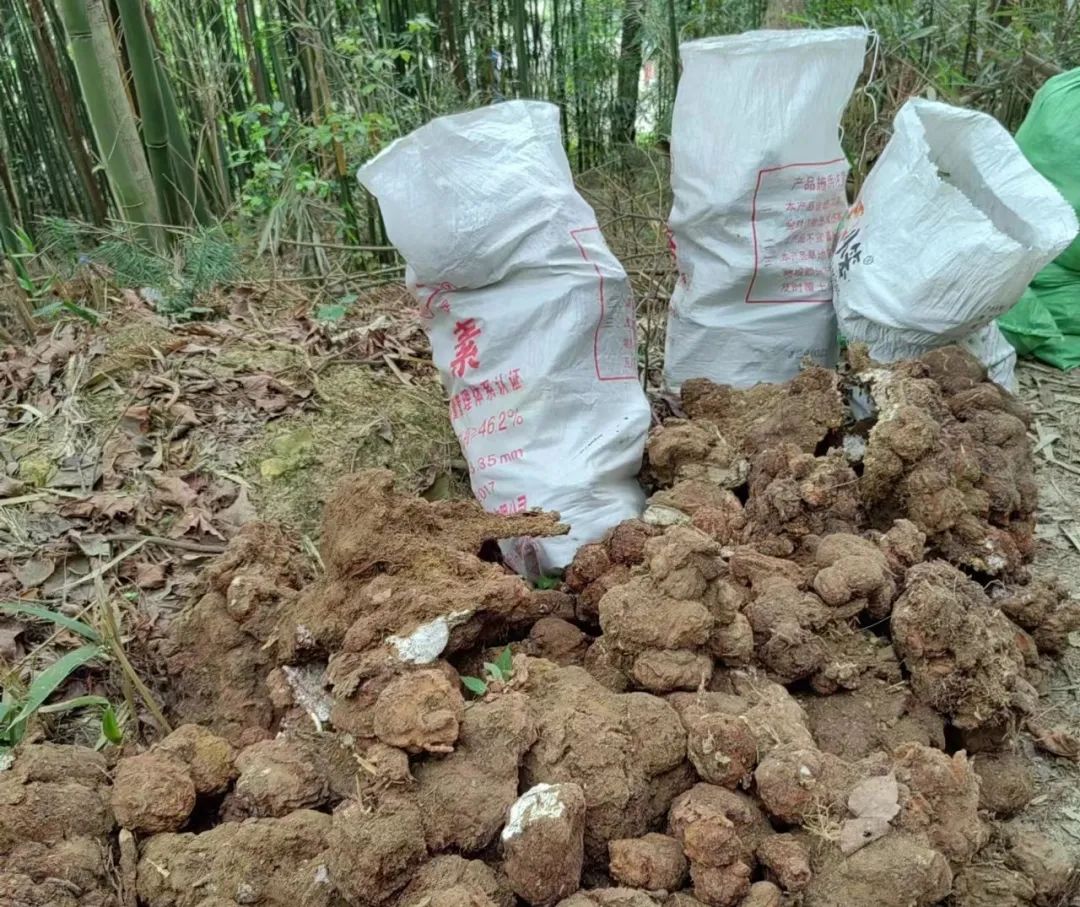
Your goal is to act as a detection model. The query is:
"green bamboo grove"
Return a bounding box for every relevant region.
[0,0,1076,259]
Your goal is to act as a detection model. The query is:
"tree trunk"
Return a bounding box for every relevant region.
[512,0,529,96]
[116,0,177,224]
[613,0,645,145]
[665,0,678,140]
[237,0,270,104]
[437,0,469,96]
[56,0,163,246]
[26,0,108,224]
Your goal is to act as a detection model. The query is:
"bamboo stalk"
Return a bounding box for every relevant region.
[56,0,164,248]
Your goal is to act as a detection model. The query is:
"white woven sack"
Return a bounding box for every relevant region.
[665,27,869,391]
[832,97,1078,378]
[358,101,650,576]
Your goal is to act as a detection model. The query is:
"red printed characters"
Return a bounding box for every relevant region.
[450,318,482,377]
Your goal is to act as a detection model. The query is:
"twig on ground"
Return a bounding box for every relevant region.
[105,533,226,555]
[53,540,148,595]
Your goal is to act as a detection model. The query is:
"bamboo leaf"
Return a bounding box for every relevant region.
[0,603,102,643]
[38,694,111,714]
[11,645,104,726]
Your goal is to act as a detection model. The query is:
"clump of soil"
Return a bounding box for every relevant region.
[972,751,1035,817]
[0,744,115,907]
[566,520,657,623]
[161,522,310,743]
[992,577,1080,656]
[502,782,587,904]
[112,751,197,833]
[15,345,1080,907]
[680,367,846,455]
[522,660,690,859]
[279,470,569,740]
[608,833,688,891]
[372,668,465,753]
[891,560,1029,730]
[854,346,1036,576]
[396,855,514,907]
[137,808,336,907]
[414,691,537,853]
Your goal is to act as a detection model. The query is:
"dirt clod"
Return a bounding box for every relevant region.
[415,692,538,853]
[163,523,309,742]
[502,782,587,905]
[1004,826,1078,907]
[891,560,1027,729]
[395,855,513,907]
[137,808,335,907]
[156,723,236,795]
[373,668,465,753]
[328,792,428,907]
[111,751,196,834]
[972,751,1035,817]
[755,833,811,892]
[225,736,331,819]
[523,661,688,859]
[740,882,782,907]
[802,834,952,907]
[608,833,688,891]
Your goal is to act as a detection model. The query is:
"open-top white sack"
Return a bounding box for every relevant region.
[832,97,1079,385]
[664,27,869,391]
[358,101,650,577]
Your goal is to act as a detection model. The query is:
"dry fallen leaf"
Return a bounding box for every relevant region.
[152,473,199,509]
[847,774,900,821]
[0,477,27,498]
[840,773,900,855]
[60,492,138,520]
[1028,722,1080,761]
[135,562,167,590]
[165,401,200,437]
[102,436,144,488]
[0,619,25,661]
[121,405,152,436]
[168,507,225,541]
[14,557,55,590]
[73,533,111,559]
[219,486,257,532]
[840,816,891,855]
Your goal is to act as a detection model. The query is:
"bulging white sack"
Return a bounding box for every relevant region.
[358,101,650,577]
[664,27,869,391]
[832,97,1079,380]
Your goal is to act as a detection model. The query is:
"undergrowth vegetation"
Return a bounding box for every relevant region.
[0,0,1075,326]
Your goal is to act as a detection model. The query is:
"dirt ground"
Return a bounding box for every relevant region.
[2,276,1080,906]
[1015,361,1080,854]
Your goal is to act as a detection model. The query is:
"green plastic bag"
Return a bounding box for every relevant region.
[1000,68,1080,366]
[999,287,1062,356]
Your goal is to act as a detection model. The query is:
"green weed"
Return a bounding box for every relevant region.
[461,644,514,697]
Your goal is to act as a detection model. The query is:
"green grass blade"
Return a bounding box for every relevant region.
[101,703,123,744]
[0,603,101,643]
[37,694,111,714]
[11,645,103,726]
